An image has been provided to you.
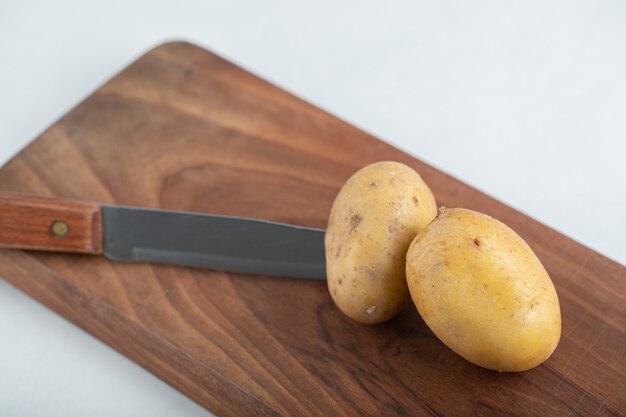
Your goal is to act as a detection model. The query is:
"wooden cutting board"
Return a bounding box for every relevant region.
[0,41,623,416]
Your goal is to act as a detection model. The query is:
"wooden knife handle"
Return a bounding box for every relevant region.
[0,191,102,254]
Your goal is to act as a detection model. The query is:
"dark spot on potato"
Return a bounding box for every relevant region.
[349,214,362,233]
[368,181,378,186]
[412,196,419,206]
[472,238,481,248]
[482,283,488,290]
[338,279,343,285]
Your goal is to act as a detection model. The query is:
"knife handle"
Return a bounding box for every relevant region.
[0,191,103,254]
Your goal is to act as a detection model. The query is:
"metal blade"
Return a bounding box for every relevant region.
[101,206,326,279]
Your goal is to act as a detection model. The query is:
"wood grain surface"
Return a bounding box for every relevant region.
[0,41,624,416]
[0,191,102,254]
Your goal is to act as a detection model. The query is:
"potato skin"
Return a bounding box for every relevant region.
[406,208,561,371]
[325,161,437,324]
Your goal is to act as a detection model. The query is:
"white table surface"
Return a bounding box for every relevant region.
[1,1,624,416]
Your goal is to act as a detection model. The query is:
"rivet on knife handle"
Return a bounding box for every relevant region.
[0,191,103,254]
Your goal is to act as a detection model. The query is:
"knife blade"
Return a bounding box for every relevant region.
[0,192,326,279]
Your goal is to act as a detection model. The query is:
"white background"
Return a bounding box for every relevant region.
[0,1,624,416]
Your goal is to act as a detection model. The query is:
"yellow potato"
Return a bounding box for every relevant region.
[325,161,437,324]
[406,208,561,371]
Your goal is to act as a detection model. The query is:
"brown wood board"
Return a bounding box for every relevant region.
[0,42,623,416]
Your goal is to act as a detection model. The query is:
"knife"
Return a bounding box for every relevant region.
[0,191,326,279]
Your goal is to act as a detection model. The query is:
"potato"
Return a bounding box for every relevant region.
[406,208,561,371]
[325,161,437,324]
